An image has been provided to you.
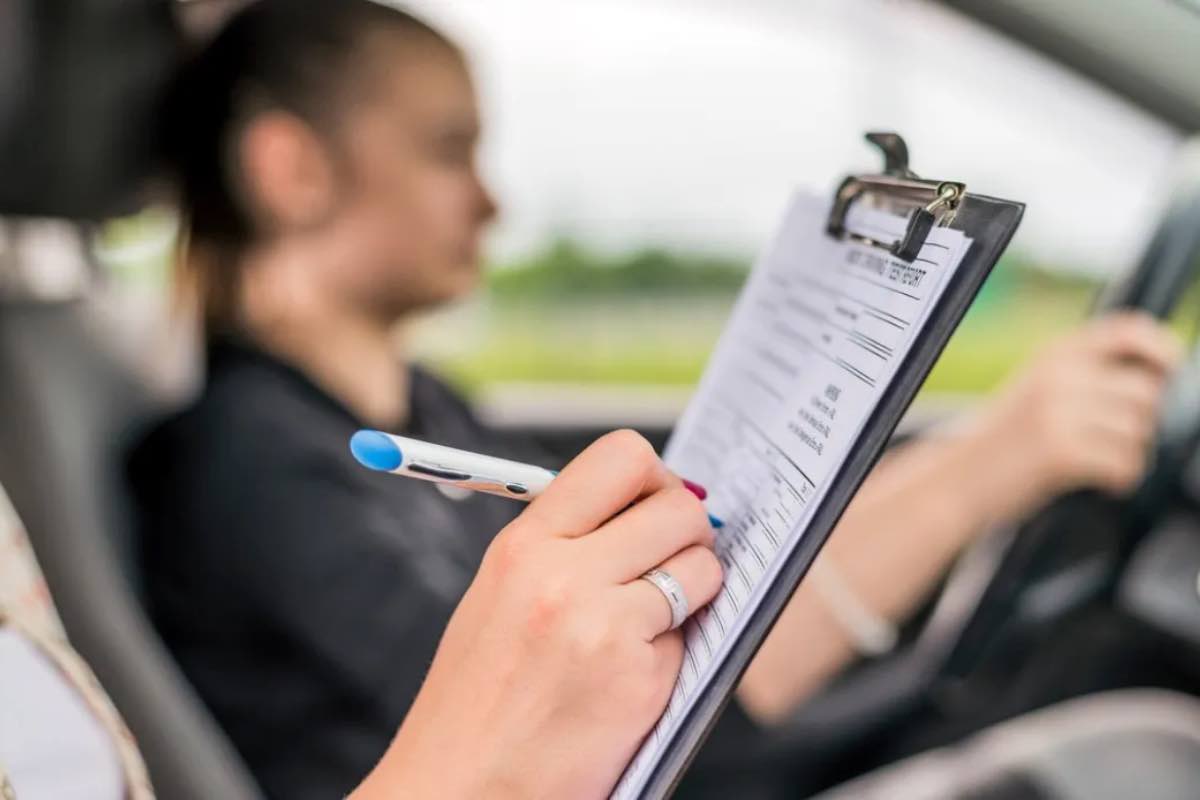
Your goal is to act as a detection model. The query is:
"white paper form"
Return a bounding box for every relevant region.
[613,191,973,798]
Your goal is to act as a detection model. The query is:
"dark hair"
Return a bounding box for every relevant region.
[164,0,458,333]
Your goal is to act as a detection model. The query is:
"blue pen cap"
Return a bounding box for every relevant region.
[350,430,403,471]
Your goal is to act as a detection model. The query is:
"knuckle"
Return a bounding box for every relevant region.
[564,614,609,661]
[606,428,655,461]
[1123,316,1167,354]
[1109,311,1146,335]
[594,430,661,482]
[1051,441,1085,476]
[1107,458,1143,492]
[524,577,572,638]
[1094,317,1133,352]
[1043,425,1071,456]
[1127,452,1150,481]
[663,486,704,518]
[1126,382,1154,413]
[702,548,725,588]
[1108,469,1138,493]
[603,623,640,664]
[511,503,558,540]
[667,488,713,545]
[485,529,528,577]
[692,549,725,602]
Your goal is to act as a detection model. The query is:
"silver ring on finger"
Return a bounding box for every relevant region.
[640,568,689,630]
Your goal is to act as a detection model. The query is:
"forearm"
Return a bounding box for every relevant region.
[738,421,1018,723]
[348,616,531,800]
[348,705,501,800]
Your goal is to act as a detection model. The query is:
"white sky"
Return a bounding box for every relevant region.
[403,0,1184,276]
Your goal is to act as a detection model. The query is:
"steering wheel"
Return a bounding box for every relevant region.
[933,149,1200,685]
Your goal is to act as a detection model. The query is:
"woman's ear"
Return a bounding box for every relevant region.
[237,111,337,236]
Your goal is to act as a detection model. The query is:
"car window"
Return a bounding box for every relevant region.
[98,0,1192,419]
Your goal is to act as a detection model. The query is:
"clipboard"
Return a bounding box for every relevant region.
[635,132,1025,798]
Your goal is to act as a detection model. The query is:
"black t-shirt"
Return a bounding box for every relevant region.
[130,341,527,799]
[129,340,782,800]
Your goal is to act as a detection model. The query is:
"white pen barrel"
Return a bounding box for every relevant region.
[351,430,556,499]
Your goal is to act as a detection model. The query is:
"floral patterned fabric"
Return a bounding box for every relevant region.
[0,485,154,799]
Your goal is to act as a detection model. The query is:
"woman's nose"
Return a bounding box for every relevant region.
[475,175,499,223]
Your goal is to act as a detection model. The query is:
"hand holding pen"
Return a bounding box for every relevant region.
[350,430,723,799]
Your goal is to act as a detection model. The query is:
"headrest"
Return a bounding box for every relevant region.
[0,0,179,219]
[0,218,91,303]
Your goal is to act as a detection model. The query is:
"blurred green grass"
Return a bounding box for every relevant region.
[428,280,1098,398]
[433,314,719,391]
[97,213,1111,399]
[424,239,1105,397]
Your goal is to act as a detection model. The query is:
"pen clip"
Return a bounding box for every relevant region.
[408,462,472,482]
[409,462,530,498]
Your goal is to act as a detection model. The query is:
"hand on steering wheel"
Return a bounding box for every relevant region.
[961,312,1183,524]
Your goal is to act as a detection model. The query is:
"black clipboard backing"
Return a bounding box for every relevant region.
[638,133,1025,798]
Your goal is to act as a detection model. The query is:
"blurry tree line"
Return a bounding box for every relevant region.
[487,238,749,298]
[486,236,1103,303]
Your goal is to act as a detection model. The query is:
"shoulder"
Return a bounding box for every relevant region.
[128,353,347,516]
[173,345,343,449]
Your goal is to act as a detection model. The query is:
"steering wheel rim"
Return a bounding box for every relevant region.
[927,149,1200,687]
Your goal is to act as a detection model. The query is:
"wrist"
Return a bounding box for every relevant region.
[951,412,1054,525]
[352,716,510,800]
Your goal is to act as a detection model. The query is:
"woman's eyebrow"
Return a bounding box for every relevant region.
[431,119,481,151]
[436,116,481,141]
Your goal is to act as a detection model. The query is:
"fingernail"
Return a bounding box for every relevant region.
[682,479,708,500]
[708,514,725,529]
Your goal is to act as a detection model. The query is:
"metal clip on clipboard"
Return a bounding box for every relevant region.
[826,132,966,262]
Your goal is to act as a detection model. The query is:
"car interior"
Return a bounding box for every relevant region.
[1,0,1199,797]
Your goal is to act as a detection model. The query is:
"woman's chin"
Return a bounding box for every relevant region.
[448,261,484,295]
[421,274,483,310]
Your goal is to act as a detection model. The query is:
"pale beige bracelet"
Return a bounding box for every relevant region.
[809,557,899,656]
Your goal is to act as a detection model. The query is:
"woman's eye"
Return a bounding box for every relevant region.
[433,134,476,167]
